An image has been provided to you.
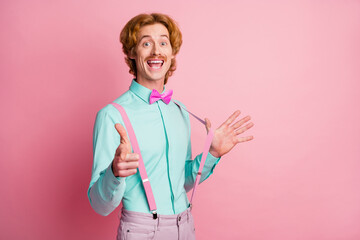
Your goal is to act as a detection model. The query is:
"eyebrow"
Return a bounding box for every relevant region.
[139,34,170,42]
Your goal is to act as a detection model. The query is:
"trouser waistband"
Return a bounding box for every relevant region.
[120,207,192,227]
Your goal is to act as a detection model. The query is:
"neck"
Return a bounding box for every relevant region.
[136,77,165,93]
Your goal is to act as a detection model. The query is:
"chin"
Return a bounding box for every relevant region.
[146,71,168,81]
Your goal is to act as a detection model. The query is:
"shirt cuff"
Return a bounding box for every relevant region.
[204,151,221,168]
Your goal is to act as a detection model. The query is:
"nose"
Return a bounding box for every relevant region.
[151,43,160,56]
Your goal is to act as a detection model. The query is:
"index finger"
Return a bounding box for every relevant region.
[115,123,129,144]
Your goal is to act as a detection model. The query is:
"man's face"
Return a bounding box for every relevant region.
[131,23,174,83]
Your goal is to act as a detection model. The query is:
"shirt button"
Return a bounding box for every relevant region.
[178,216,181,221]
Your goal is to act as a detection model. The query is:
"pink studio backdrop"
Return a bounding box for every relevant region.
[1,1,359,239]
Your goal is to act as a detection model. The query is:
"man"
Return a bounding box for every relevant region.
[88,13,254,239]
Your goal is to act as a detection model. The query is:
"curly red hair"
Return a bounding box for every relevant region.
[120,13,183,84]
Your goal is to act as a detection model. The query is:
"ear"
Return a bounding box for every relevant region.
[129,49,136,60]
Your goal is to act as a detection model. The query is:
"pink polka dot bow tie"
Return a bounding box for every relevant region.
[149,89,173,105]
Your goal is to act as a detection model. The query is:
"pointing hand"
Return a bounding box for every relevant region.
[112,123,139,177]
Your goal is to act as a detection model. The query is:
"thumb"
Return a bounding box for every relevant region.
[205,118,211,134]
[115,123,129,145]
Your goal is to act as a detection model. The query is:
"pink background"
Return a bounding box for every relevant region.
[1,0,360,239]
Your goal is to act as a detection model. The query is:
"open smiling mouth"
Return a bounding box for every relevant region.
[147,60,164,70]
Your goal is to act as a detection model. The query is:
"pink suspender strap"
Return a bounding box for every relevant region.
[111,102,158,219]
[172,101,214,207]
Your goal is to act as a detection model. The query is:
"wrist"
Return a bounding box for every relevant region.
[209,148,221,158]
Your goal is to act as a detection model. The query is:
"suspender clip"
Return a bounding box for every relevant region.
[152,210,157,219]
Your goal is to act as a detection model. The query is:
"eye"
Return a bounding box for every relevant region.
[160,42,167,46]
[143,42,151,47]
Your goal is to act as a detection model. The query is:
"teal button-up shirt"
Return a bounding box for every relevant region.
[88,79,221,216]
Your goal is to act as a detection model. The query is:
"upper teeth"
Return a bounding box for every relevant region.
[148,60,163,63]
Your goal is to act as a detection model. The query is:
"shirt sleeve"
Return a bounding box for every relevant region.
[183,115,221,193]
[87,106,126,216]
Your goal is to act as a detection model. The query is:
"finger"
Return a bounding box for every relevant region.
[124,153,140,162]
[220,110,241,128]
[116,160,139,170]
[205,118,211,133]
[115,123,129,144]
[231,115,251,130]
[118,147,138,160]
[237,135,254,143]
[118,169,138,177]
[115,152,139,162]
[235,122,254,135]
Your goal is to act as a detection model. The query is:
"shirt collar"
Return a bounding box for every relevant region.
[129,79,166,104]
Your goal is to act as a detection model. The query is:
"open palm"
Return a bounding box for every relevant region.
[205,110,254,158]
